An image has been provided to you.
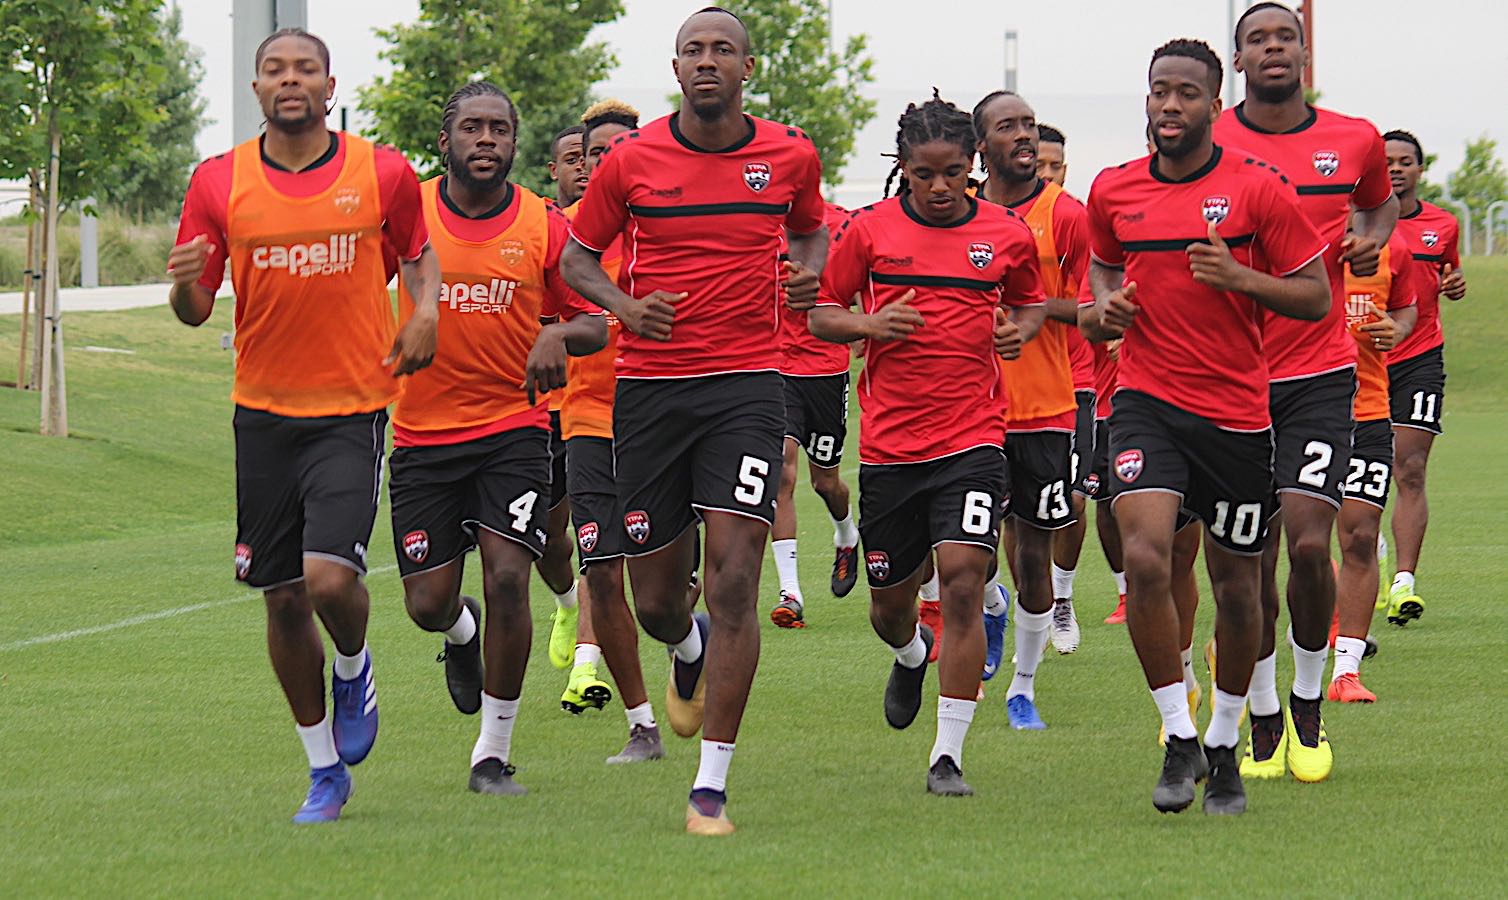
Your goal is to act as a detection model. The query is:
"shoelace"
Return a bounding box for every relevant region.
[1053,602,1073,629]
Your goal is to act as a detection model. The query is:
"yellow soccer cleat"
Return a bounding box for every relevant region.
[1386,588,1425,627]
[548,604,579,670]
[1285,700,1333,783]
[1238,713,1288,780]
[560,661,613,715]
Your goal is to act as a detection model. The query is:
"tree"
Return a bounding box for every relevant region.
[1446,135,1508,252]
[1416,151,1445,205]
[360,0,623,196]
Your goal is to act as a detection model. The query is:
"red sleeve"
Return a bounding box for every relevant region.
[785,142,826,234]
[1445,220,1462,270]
[1256,177,1328,276]
[817,216,870,308]
[543,206,596,318]
[375,146,428,261]
[1387,240,1417,311]
[569,144,630,253]
[1086,177,1125,267]
[175,158,231,292]
[1052,197,1091,298]
[1001,222,1047,308]
[1352,128,1393,211]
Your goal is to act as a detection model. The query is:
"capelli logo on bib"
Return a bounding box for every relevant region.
[251,233,361,277]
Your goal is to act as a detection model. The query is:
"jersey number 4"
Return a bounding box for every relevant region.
[508,491,538,533]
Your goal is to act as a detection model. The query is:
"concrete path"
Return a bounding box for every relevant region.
[0,282,183,315]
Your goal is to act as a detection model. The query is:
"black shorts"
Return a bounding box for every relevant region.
[1269,369,1356,509]
[1086,419,1111,502]
[782,373,849,468]
[566,436,624,566]
[1108,390,1274,555]
[1342,418,1395,510]
[614,373,784,555]
[1388,346,1445,435]
[548,410,568,508]
[1004,431,1077,530]
[233,406,386,589]
[859,446,1007,588]
[388,427,551,577]
[1071,390,1096,496]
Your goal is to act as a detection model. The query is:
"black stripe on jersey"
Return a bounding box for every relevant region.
[870,272,999,292]
[628,201,792,218]
[1295,184,1357,196]
[1120,233,1255,253]
[1412,252,1444,263]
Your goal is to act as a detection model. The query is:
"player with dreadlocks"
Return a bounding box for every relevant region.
[811,91,1045,796]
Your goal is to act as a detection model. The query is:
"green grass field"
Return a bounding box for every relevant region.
[2,264,1505,897]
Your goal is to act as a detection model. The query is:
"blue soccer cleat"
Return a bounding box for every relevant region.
[1007,694,1047,730]
[292,763,352,824]
[982,585,1011,681]
[332,653,379,766]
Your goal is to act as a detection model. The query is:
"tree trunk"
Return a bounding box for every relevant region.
[40,118,68,437]
[16,174,39,391]
[29,169,47,391]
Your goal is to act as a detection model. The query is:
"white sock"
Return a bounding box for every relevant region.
[554,582,578,610]
[671,619,703,664]
[1290,631,1328,701]
[1051,564,1076,600]
[693,740,735,793]
[1152,682,1197,741]
[443,605,476,645]
[1249,652,1281,716]
[982,576,1008,616]
[296,717,339,770]
[831,509,859,548]
[1377,532,1388,559]
[1181,646,1198,695]
[473,693,519,767]
[333,644,368,680]
[1332,636,1365,682]
[929,697,976,766]
[1113,570,1127,595]
[894,623,927,669]
[1392,571,1415,595]
[771,538,802,601]
[574,643,602,667]
[919,570,940,602]
[1008,602,1051,700]
[1204,688,1246,749]
[625,702,656,729]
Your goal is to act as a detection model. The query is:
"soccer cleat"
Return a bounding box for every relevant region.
[1050,598,1080,654]
[1285,696,1333,782]
[1327,672,1377,704]
[1104,593,1127,624]
[665,612,710,738]
[884,624,934,729]
[982,589,1009,681]
[548,604,579,670]
[437,595,483,715]
[1239,713,1288,780]
[927,756,974,796]
[1363,635,1378,659]
[1157,681,1203,747]
[918,600,943,662]
[606,724,665,765]
[468,758,527,796]
[1387,590,1425,627]
[1202,745,1246,815]
[685,788,735,836]
[1006,694,1046,731]
[770,591,805,629]
[331,653,378,766]
[560,661,613,714]
[831,545,858,597]
[1153,736,1208,814]
[292,763,352,824]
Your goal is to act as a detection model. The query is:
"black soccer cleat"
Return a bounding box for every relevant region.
[1202,745,1247,815]
[1153,736,1209,814]
[438,595,483,715]
[1363,634,1378,659]
[927,755,974,796]
[468,758,527,796]
[884,624,934,730]
[831,545,859,597]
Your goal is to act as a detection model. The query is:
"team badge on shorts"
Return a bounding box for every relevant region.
[1085,472,1102,497]
[234,543,253,581]
[1312,150,1340,177]
[743,161,772,193]
[624,510,651,545]
[865,550,890,581]
[968,241,994,270]
[1202,195,1230,225]
[1115,449,1144,484]
[402,530,430,564]
[1421,230,1439,248]
[578,522,599,553]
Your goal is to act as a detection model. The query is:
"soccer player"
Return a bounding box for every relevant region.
[1331,229,1417,701]
[560,7,828,836]
[166,29,439,823]
[812,91,1045,796]
[388,81,605,795]
[1213,1,1398,784]
[769,200,861,629]
[972,91,1089,711]
[548,125,588,208]
[1085,38,1330,815]
[1036,123,1068,187]
[1381,130,1466,625]
[556,98,667,763]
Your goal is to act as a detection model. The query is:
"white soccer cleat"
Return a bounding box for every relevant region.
[1050,599,1080,654]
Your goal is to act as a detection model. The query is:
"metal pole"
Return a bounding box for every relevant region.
[1437,196,1472,257]
[40,125,67,437]
[79,198,98,289]
[1485,199,1507,255]
[29,170,47,391]
[232,0,308,143]
[1003,30,1018,92]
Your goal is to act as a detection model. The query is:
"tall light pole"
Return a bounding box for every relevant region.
[1004,30,1019,92]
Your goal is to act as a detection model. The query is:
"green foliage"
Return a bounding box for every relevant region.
[359,0,623,196]
[1416,152,1445,205]
[0,211,175,289]
[1447,135,1508,251]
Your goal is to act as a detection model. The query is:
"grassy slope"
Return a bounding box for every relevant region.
[0,263,1504,896]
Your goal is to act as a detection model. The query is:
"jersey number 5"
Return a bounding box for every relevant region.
[734,456,770,506]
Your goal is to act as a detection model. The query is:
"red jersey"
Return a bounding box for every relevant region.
[1080,277,1119,419]
[1389,201,1461,364]
[1213,105,1392,381]
[568,113,826,379]
[818,195,1045,465]
[1087,146,1328,431]
[779,203,855,377]
[1344,235,1417,422]
[1068,327,1095,391]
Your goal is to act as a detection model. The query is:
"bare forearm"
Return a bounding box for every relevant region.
[557,314,608,356]
[1353,194,1400,248]
[787,227,829,275]
[169,283,214,326]
[1044,297,1080,324]
[1011,305,1047,345]
[1236,261,1329,321]
[400,246,441,313]
[1393,305,1417,344]
[809,306,868,343]
[1082,262,1124,340]
[561,242,634,316]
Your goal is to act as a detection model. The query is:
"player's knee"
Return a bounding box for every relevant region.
[1395,453,1428,492]
[1121,538,1171,588]
[810,466,841,497]
[302,564,357,606]
[1338,519,1379,563]
[1286,525,1332,571]
[264,583,312,623]
[481,565,529,614]
[403,582,455,632]
[584,563,624,612]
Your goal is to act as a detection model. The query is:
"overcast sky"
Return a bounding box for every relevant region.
[182,0,1508,206]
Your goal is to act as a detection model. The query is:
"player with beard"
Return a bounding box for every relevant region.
[1379,130,1466,626]
[561,7,828,835]
[168,29,440,823]
[1086,39,1329,815]
[389,81,606,795]
[973,91,1090,719]
[1213,1,1398,785]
